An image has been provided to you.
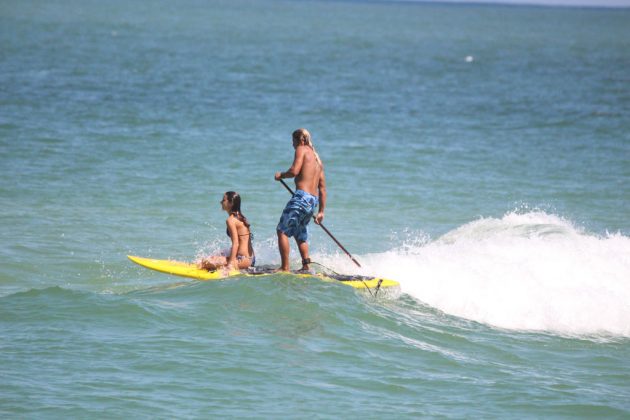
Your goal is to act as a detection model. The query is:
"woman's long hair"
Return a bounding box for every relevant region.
[225,191,250,228]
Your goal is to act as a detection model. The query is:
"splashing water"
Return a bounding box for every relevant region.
[325,212,630,337]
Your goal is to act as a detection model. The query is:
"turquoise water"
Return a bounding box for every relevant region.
[1,0,629,417]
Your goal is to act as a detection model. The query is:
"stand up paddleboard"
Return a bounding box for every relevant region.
[128,256,399,294]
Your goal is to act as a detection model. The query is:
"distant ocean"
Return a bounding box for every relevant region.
[1,0,629,417]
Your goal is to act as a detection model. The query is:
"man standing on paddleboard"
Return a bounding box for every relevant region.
[275,128,327,272]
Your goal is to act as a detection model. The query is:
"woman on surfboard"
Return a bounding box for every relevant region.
[198,191,255,271]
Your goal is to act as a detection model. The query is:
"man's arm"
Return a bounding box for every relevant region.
[315,170,326,224]
[275,147,305,180]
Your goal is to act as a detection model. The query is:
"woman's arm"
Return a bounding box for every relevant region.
[226,217,239,269]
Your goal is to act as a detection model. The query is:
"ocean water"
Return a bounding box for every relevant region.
[1,0,629,417]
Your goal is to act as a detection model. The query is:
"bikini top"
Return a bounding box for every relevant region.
[226,213,253,240]
[226,228,253,240]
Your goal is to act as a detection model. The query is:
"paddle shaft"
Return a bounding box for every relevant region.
[279,179,361,268]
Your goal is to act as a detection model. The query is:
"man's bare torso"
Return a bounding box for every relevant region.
[294,146,322,196]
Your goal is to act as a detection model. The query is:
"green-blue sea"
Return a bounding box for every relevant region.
[2,0,629,417]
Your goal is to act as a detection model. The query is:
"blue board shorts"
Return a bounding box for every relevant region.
[277,190,319,242]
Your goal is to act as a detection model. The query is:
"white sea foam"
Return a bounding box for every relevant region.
[361,212,630,337]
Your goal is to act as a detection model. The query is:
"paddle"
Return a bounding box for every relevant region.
[278,179,362,268]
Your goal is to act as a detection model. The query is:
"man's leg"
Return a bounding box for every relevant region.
[296,240,310,271]
[277,230,291,271]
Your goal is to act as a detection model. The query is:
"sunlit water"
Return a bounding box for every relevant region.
[1,0,629,417]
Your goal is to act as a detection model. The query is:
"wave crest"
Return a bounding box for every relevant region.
[362,211,630,337]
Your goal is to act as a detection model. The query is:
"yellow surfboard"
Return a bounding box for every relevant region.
[128,255,399,290]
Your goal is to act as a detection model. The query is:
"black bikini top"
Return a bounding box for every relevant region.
[227,213,253,240]
[226,228,253,240]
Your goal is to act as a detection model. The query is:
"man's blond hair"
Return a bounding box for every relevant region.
[292,128,322,167]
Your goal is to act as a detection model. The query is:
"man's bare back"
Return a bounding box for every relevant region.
[294,145,322,196]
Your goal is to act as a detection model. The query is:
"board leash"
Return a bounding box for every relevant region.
[310,261,340,276]
[311,260,377,298]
